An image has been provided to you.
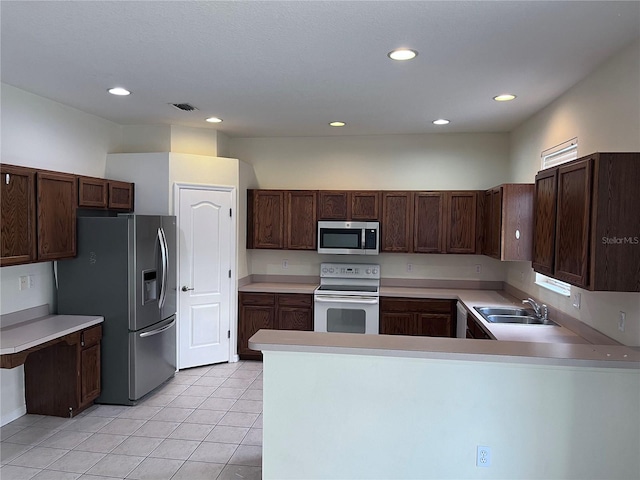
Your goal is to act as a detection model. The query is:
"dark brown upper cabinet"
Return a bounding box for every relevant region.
[482,184,534,261]
[532,169,558,275]
[381,191,412,252]
[247,190,285,249]
[444,191,478,254]
[78,177,134,211]
[318,190,380,221]
[413,192,444,253]
[285,191,317,250]
[248,190,317,250]
[37,171,77,261]
[1,165,37,266]
[533,152,640,291]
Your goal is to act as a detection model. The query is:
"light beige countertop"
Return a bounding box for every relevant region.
[0,313,104,355]
[249,329,640,369]
[239,282,592,345]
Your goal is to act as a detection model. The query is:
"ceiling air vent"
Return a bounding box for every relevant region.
[170,103,198,112]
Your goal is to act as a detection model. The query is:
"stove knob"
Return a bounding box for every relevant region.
[322,267,328,274]
[366,268,371,274]
[329,268,335,273]
[373,268,378,275]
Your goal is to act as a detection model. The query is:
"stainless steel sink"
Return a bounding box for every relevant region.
[474,306,557,326]
[475,306,535,317]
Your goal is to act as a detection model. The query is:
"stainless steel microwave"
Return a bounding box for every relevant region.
[317,221,379,255]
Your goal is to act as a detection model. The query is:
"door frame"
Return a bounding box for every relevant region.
[173,182,238,366]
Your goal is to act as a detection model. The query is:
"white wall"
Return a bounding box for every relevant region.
[507,39,640,346]
[0,83,122,424]
[263,351,640,479]
[230,133,509,190]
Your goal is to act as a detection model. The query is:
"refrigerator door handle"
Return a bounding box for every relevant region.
[157,227,169,310]
[139,318,176,338]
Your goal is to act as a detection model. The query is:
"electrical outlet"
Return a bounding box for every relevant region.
[19,276,28,290]
[282,259,289,269]
[476,445,491,467]
[475,264,482,274]
[406,263,413,273]
[618,311,626,332]
[572,293,581,309]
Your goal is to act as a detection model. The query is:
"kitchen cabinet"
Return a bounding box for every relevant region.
[533,152,639,291]
[318,190,380,220]
[247,190,316,250]
[444,191,478,254]
[247,190,285,249]
[37,171,77,261]
[413,192,444,253]
[482,184,534,261]
[1,164,37,266]
[238,292,313,359]
[22,324,102,417]
[78,177,135,211]
[465,312,492,339]
[381,192,412,252]
[285,191,317,250]
[380,297,456,337]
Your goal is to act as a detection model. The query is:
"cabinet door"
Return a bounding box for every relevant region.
[413,192,444,253]
[381,192,412,252]
[351,191,380,220]
[108,181,134,211]
[554,159,592,287]
[80,344,101,407]
[445,192,478,254]
[418,313,452,337]
[286,191,317,250]
[532,169,558,275]
[78,177,108,208]
[1,165,37,266]
[278,307,313,331]
[251,190,285,249]
[37,171,77,261]
[482,188,502,258]
[318,191,349,220]
[380,312,417,335]
[238,293,276,358]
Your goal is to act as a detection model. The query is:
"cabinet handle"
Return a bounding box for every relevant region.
[5,174,9,185]
[81,332,85,347]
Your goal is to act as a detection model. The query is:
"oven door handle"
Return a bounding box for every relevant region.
[314,296,379,304]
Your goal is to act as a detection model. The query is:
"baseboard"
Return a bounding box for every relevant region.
[1,405,27,427]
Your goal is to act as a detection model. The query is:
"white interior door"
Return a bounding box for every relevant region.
[178,186,233,368]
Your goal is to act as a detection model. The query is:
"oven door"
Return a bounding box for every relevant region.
[314,295,379,334]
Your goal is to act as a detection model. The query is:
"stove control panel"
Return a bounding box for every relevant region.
[320,263,380,279]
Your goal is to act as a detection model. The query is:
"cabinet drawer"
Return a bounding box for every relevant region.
[240,293,276,306]
[81,325,102,348]
[278,294,312,307]
[381,297,453,314]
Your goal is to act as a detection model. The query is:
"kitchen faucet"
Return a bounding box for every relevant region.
[523,297,548,321]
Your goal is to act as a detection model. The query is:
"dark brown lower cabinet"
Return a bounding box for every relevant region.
[466,312,492,339]
[380,297,456,337]
[22,325,102,417]
[238,292,313,360]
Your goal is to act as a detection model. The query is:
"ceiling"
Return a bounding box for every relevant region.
[1,1,639,138]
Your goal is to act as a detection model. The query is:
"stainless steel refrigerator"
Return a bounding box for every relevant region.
[57,214,177,405]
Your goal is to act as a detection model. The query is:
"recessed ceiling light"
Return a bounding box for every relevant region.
[433,119,450,125]
[205,117,223,123]
[493,94,517,102]
[387,48,418,61]
[108,87,130,96]
[329,121,346,127]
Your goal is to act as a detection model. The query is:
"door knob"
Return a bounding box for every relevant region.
[181,286,194,292]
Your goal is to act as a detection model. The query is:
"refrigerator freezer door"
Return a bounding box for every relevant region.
[129,315,176,401]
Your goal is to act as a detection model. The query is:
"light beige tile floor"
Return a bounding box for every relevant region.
[0,361,263,480]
